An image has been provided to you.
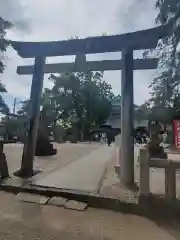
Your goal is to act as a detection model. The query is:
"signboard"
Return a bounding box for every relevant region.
[173,120,180,150]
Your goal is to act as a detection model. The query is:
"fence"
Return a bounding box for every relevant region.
[139,147,180,200]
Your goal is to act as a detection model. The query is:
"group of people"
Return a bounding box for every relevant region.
[134,132,148,144]
[134,127,168,145]
[134,127,149,145]
[100,128,149,146]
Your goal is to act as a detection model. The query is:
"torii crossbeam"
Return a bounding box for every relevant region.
[17,58,158,74]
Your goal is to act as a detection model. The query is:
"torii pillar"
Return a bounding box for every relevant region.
[14,56,45,177]
[120,49,134,187]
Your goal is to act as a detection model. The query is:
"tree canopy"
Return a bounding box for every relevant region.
[16,71,114,140]
[0,17,12,114]
[142,0,180,123]
[0,17,12,74]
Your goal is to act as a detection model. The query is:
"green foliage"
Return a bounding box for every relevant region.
[135,101,151,122]
[146,1,180,122]
[0,116,26,140]
[0,17,12,73]
[17,71,114,139]
[49,71,114,134]
[0,95,9,114]
[0,16,12,114]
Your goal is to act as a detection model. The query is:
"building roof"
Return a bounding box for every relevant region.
[104,98,146,129]
[111,97,139,111]
[105,117,149,129]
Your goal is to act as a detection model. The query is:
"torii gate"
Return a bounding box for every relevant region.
[11,25,167,188]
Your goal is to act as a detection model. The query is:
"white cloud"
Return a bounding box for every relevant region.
[1,0,158,108]
[0,0,30,32]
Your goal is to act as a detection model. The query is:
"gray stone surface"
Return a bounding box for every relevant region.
[4,143,99,176]
[33,145,114,193]
[48,196,67,207]
[16,192,49,204]
[65,200,87,211]
[0,191,176,240]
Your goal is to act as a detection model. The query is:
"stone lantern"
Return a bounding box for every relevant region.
[147,120,167,159]
[35,111,57,156]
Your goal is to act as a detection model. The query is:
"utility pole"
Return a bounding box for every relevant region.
[13,98,17,114]
[163,81,168,132]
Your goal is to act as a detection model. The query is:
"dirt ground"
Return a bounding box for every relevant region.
[0,191,179,240]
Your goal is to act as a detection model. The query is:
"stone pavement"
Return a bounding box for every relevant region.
[0,191,178,239]
[3,142,99,176]
[3,142,180,201]
[2,141,180,213]
[33,144,114,194]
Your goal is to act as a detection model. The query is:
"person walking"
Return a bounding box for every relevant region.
[100,133,106,144]
[107,132,112,146]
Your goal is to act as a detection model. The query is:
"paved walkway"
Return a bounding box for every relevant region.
[33,145,114,194]
[4,142,99,175]
[0,192,178,239]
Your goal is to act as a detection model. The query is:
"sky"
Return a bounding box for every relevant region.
[0,0,158,112]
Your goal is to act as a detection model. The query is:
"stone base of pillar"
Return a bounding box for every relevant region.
[121,181,139,191]
[35,141,57,156]
[114,165,138,191]
[13,168,41,178]
[13,168,34,178]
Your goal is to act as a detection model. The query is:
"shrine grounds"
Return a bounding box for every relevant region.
[3,142,99,175]
[1,142,180,204]
[0,142,179,239]
[0,191,179,239]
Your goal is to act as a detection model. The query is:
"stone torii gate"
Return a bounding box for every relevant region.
[11,26,166,188]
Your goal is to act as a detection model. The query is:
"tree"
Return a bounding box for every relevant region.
[0,17,12,114]
[17,71,114,140]
[146,1,180,121]
[49,71,114,139]
[1,116,26,140]
[155,0,180,69]
[135,101,151,122]
[0,95,9,114]
[0,17,12,73]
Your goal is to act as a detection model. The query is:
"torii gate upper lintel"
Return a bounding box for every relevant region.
[11,26,164,188]
[11,25,166,58]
